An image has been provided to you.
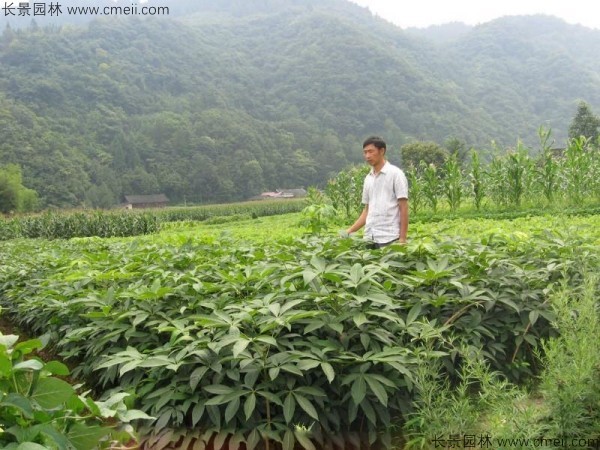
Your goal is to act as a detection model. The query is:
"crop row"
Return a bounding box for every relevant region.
[1,222,598,449]
[0,199,305,241]
[326,136,600,218]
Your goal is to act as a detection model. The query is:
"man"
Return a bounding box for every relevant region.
[345,136,409,248]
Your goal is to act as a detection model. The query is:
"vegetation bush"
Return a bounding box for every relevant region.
[0,221,597,449]
[0,324,151,449]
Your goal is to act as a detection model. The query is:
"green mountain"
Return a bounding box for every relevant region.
[1,0,599,207]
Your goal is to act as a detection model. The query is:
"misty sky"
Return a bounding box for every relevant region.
[347,0,600,29]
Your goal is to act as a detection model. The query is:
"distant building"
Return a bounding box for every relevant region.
[253,188,307,200]
[123,194,169,209]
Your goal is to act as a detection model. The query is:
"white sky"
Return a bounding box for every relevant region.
[347,0,600,29]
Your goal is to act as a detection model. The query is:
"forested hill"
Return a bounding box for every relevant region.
[1,0,599,208]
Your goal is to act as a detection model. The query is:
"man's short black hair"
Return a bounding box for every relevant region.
[363,136,386,150]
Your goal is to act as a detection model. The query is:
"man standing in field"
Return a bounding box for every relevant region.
[345,136,409,248]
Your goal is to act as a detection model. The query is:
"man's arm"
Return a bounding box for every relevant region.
[346,205,368,235]
[398,198,408,243]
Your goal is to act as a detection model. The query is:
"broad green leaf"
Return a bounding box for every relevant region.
[14,339,43,356]
[244,393,256,421]
[246,429,260,450]
[137,356,173,368]
[283,430,295,450]
[406,303,422,325]
[352,313,368,328]
[283,393,296,423]
[360,398,377,425]
[190,366,209,391]
[36,424,71,450]
[254,335,277,346]
[269,367,280,380]
[294,430,316,450]
[350,263,364,285]
[232,339,250,358]
[224,397,240,423]
[321,272,343,284]
[204,395,228,406]
[328,322,344,334]
[31,378,75,409]
[191,402,205,426]
[101,392,130,408]
[13,360,44,371]
[294,386,326,397]
[1,393,34,418]
[84,397,101,416]
[43,361,70,376]
[321,362,335,383]
[302,270,318,286]
[119,360,143,376]
[67,424,110,450]
[309,255,327,272]
[351,376,366,405]
[364,376,388,407]
[268,303,281,316]
[256,390,283,406]
[498,297,520,312]
[204,384,233,395]
[0,355,12,377]
[118,409,154,422]
[0,334,19,349]
[529,310,539,325]
[16,443,48,450]
[294,394,319,420]
[296,359,320,371]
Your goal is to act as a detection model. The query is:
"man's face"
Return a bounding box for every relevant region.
[363,144,385,167]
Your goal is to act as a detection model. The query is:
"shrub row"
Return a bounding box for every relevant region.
[0,226,597,449]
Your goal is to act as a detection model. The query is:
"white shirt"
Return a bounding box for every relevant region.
[362,161,408,244]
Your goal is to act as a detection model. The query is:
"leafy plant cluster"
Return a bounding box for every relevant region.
[403,271,600,448]
[0,221,598,449]
[0,164,38,214]
[0,328,151,449]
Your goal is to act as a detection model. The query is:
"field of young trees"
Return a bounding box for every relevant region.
[1,136,599,449]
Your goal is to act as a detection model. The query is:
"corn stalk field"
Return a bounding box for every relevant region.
[0,199,305,241]
[1,209,599,449]
[327,136,600,220]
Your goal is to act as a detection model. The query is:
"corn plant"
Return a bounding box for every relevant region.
[406,166,424,215]
[468,149,485,210]
[535,127,561,206]
[562,136,591,206]
[485,156,508,208]
[421,162,440,213]
[587,145,600,201]
[505,144,532,208]
[300,187,337,235]
[441,153,463,212]
[325,165,369,219]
